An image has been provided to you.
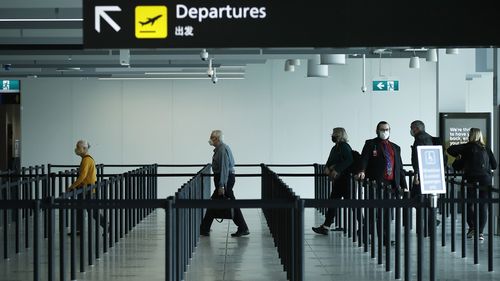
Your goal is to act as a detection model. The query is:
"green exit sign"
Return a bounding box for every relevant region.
[372,80,399,92]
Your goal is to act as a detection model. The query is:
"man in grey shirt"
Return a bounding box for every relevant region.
[200,130,250,237]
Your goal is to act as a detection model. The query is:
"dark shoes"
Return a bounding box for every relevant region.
[67,231,81,236]
[312,226,328,235]
[231,229,250,237]
[200,229,210,236]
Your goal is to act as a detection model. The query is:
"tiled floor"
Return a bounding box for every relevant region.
[1,208,500,281]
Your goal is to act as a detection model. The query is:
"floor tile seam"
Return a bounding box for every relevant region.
[303,228,331,276]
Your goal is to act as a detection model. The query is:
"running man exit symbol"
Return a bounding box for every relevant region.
[135,6,167,39]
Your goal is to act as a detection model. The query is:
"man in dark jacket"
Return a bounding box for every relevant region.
[357,121,407,191]
[356,121,407,246]
[410,120,433,196]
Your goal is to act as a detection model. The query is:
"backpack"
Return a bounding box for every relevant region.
[345,150,361,175]
[464,144,490,176]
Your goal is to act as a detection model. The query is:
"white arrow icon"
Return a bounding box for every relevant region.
[377,82,385,90]
[95,6,121,33]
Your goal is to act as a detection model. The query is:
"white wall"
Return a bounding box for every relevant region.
[21,58,437,198]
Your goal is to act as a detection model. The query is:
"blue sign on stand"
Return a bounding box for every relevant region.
[417,145,446,194]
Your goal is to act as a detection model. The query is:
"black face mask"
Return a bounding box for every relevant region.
[331,136,338,143]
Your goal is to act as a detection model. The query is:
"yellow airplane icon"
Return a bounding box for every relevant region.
[135,6,167,39]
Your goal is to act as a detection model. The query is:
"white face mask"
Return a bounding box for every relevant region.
[74,148,80,156]
[378,131,390,140]
[410,129,415,137]
[208,139,214,146]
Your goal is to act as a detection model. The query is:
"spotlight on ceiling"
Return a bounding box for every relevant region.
[200,49,209,61]
[284,60,295,72]
[207,58,214,77]
[446,48,459,55]
[307,55,328,77]
[119,49,130,66]
[211,67,218,84]
[410,56,420,68]
[409,56,420,69]
[426,49,438,62]
[320,54,346,65]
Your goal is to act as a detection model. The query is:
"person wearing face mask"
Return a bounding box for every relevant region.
[410,120,433,196]
[312,127,354,235]
[200,130,249,237]
[356,122,407,246]
[356,121,407,191]
[67,140,104,235]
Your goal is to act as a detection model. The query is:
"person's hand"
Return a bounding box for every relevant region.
[330,169,338,179]
[413,174,420,185]
[324,167,331,175]
[217,187,225,196]
[355,171,365,180]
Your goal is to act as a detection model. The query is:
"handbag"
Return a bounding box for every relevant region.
[210,193,234,222]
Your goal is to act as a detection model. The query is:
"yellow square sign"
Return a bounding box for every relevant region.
[135,6,167,39]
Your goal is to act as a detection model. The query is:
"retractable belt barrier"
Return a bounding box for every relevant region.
[1,163,499,281]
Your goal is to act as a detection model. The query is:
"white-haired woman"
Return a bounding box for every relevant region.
[313,127,354,235]
[447,128,497,240]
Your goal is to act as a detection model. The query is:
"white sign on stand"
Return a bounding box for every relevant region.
[417,145,446,194]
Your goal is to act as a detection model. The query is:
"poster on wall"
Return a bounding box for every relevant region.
[439,112,491,166]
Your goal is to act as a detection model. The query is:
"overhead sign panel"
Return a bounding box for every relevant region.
[84,1,500,48]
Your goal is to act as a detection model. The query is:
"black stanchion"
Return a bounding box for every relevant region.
[461,180,467,259]
[404,191,411,281]
[429,195,437,281]
[450,178,456,253]
[377,183,383,265]
[33,199,40,281]
[395,190,401,280]
[59,196,67,281]
[417,195,423,281]
[488,186,493,271]
[48,197,55,281]
[473,183,479,265]
[70,192,77,280]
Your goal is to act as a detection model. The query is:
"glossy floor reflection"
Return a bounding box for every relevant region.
[1,208,500,281]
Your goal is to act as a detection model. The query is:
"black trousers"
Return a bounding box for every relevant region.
[200,173,248,232]
[465,175,491,233]
[323,175,350,227]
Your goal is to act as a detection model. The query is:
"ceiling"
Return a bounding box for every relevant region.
[0,1,441,79]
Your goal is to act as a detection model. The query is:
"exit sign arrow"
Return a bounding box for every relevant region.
[95,6,122,33]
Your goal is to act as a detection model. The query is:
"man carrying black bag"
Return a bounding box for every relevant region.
[200,130,250,237]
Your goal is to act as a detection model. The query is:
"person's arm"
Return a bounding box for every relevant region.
[357,140,371,179]
[488,148,497,170]
[218,146,230,189]
[324,147,335,173]
[447,144,464,157]
[68,157,90,190]
[396,146,408,189]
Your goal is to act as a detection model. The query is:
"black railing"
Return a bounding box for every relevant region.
[0,164,158,281]
[261,164,304,281]
[312,167,499,281]
[2,163,499,281]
